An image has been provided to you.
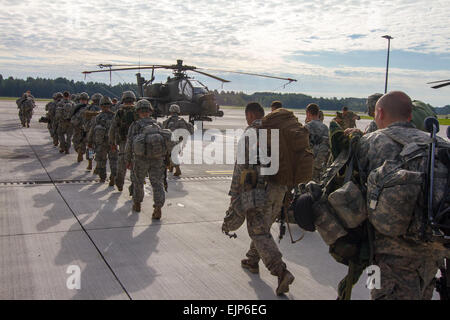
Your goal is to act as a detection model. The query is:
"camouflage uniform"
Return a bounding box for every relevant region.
[364,120,378,134]
[162,113,194,175]
[45,97,58,138]
[229,121,288,278]
[109,103,136,190]
[18,95,35,127]
[125,118,166,208]
[87,109,117,181]
[55,98,74,152]
[71,102,89,155]
[341,111,360,130]
[355,121,450,300]
[81,102,101,162]
[305,120,330,182]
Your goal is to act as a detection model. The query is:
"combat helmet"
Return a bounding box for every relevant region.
[100,96,113,106]
[91,93,103,104]
[70,93,77,101]
[121,91,136,103]
[135,99,153,113]
[55,92,63,100]
[79,92,89,101]
[169,104,181,114]
[52,93,58,100]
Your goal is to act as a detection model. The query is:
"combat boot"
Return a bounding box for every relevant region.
[93,166,99,175]
[168,163,174,173]
[117,185,123,192]
[241,259,259,274]
[26,122,30,128]
[174,166,181,176]
[53,138,58,147]
[86,159,93,171]
[152,206,162,220]
[109,175,115,187]
[65,148,69,154]
[77,151,83,163]
[132,202,141,212]
[59,148,64,153]
[276,269,295,296]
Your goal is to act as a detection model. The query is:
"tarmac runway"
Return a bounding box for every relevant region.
[0,101,445,300]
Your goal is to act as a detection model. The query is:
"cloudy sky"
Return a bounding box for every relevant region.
[1,0,449,106]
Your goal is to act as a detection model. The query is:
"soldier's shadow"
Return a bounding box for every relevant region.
[53,184,162,299]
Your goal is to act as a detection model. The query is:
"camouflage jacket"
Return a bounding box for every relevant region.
[109,104,136,145]
[162,115,194,134]
[87,110,115,146]
[364,120,378,134]
[342,111,360,129]
[124,117,161,163]
[305,120,329,156]
[70,103,88,128]
[356,121,450,259]
[228,120,264,198]
[81,104,101,132]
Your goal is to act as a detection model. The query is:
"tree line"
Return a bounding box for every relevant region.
[1,75,448,114]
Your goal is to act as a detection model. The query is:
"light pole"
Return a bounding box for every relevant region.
[382,35,393,94]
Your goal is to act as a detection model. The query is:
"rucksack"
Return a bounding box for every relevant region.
[133,123,172,159]
[366,129,450,243]
[118,108,137,140]
[165,116,194,134]
[261,108,313,187]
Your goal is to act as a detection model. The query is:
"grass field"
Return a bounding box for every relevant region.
[0,96,51,102]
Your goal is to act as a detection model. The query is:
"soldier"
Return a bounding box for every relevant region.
[354,91,449,299]
[55,91,75,153]
[48,92,63,146]
[87,97,118,185]
[304,103,330,182]
[364,93,383,134]
[109,91,137,192]
[71,92,90,162]
[45,93,58,137]
[125,100,170,218]
[17,92,35,128]
[226,102,295,296]
[334,107,360,130]
[82,93,102,170]
[270,100,283,111]
[162,104,194,176]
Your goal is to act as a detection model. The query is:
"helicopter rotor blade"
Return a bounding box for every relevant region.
[191,70,230,83]
[199,68,297,83]
[82,66,167,74]
[431,82,450,89]
[427,79,450,84]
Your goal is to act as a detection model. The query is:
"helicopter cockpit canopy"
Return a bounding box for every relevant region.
[190,80,209,95]
[178,79,193,100]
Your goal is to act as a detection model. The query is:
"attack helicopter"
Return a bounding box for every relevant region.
[82,60,297,124]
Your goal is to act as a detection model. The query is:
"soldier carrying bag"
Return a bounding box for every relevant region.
[260,108,313,188]
[133,124,172,160]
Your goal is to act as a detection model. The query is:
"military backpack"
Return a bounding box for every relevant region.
[133,123,172,160]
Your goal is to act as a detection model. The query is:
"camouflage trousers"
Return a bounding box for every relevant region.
[94,144,118,180]
[116,141,129,188]
[72,127,85,154]
[19,108,32,125]
[51,120,59,144]
[132,157,165,208]
[312,145,330,182]
[57,120,73,151]
[371,254,441,300]
[245,183,288,277]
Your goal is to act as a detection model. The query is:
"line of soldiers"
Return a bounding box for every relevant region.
[16,90,36,128]
[43,90,193,219]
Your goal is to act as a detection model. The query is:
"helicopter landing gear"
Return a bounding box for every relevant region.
[189,115,213,125]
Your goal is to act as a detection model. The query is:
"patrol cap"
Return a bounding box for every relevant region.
[121,90,136,103]
[100,96,113,106]
[79,92,89,101]
[135,99,153,112]
[169,104,180,114]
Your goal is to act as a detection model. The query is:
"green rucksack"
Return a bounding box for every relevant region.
[118,108,137,140]
[411,100,437,132]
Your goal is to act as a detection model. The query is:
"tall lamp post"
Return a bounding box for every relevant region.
[382,35,393,94]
